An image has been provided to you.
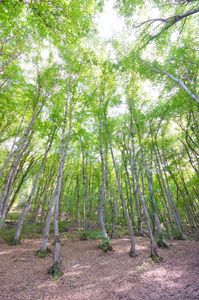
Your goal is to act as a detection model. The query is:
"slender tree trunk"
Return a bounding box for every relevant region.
[98,120,108,240]
[6,157,36,215]
[122,150,135,228]
[180,172,199,223]
[156,173,174,238]
[135,121,163,236]
[80,146,87,240]
[0,137,32,228]
[128,100,161,260]
[153,144,184,239]
[103,104,136,257]
[0,95,46,179]
[12,133,54,243]
[89,175,94,229]
[40,184,57,253]
[40,194,48,225]
[48,92,73,277]
[105,145,115,239]
[76,175,80,230]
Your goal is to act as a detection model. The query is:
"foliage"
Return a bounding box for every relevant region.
[77,229,103,240]
[155,231,169,248]
[0,0,199,277]
[98,238,114,252]
[37,247,52,259]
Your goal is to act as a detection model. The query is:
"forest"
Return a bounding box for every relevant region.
[0,0,199,299]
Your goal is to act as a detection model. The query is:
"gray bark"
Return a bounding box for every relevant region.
[0,96,45,179]
[13,133,53,243]
[40,185,56,252]
[128,101,159,259]
[0,137,32,228]
[98,120,108,240]
[154,144,184,238]
[103,105,136,256]
[135,122,162,234]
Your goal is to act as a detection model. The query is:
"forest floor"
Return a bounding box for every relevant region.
[0,219,199,300]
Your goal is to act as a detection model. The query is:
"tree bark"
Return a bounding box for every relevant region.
[103,103,136,257]
[128,100,161,260]
[98,119,108,240]
[135,121,163,235]
[12,131,54,243]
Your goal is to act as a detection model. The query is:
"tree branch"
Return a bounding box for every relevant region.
[137,55,199,104]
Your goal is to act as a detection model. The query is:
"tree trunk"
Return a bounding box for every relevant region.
[135,121,163,236]
[48,92,73,277]
[103,104,136,257]
[154,144,184,239]
[124,145,143,236]
[80,145,87,241]
[0,137,32,228]
[40,185,57,253]
[98,119,108,240]
[128,101,161,261]
[12,132,54,243]
[105,145,115,239]
[0,94,46,180]
[6,156,36,215]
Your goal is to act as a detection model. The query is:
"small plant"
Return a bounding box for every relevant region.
[87,231,103,240]
[136,261,149,271]
[98,238,114,252]
[147,257,155,264]
[77,230,103,240]
[58,221,68,233]
[174,249,179,253]
[0,220,6,228]
[6,212,20,221]
[155,231,168,248]
[38,251,45,259]
[26,282,34,288]
[36,247,52,259]
[1,232,17,245]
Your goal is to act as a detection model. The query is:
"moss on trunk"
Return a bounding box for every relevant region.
[129,248,137,258]
[150,253,163,263]
[47,260,62,279]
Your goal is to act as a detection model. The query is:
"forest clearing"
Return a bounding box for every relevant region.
[0,211,199,300]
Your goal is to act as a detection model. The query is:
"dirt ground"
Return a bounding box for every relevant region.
[0,227,199,300]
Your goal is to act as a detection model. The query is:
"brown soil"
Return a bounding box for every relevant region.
[0,227,199,300]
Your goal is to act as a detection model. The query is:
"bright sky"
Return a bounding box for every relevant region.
[95,0,125,40]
